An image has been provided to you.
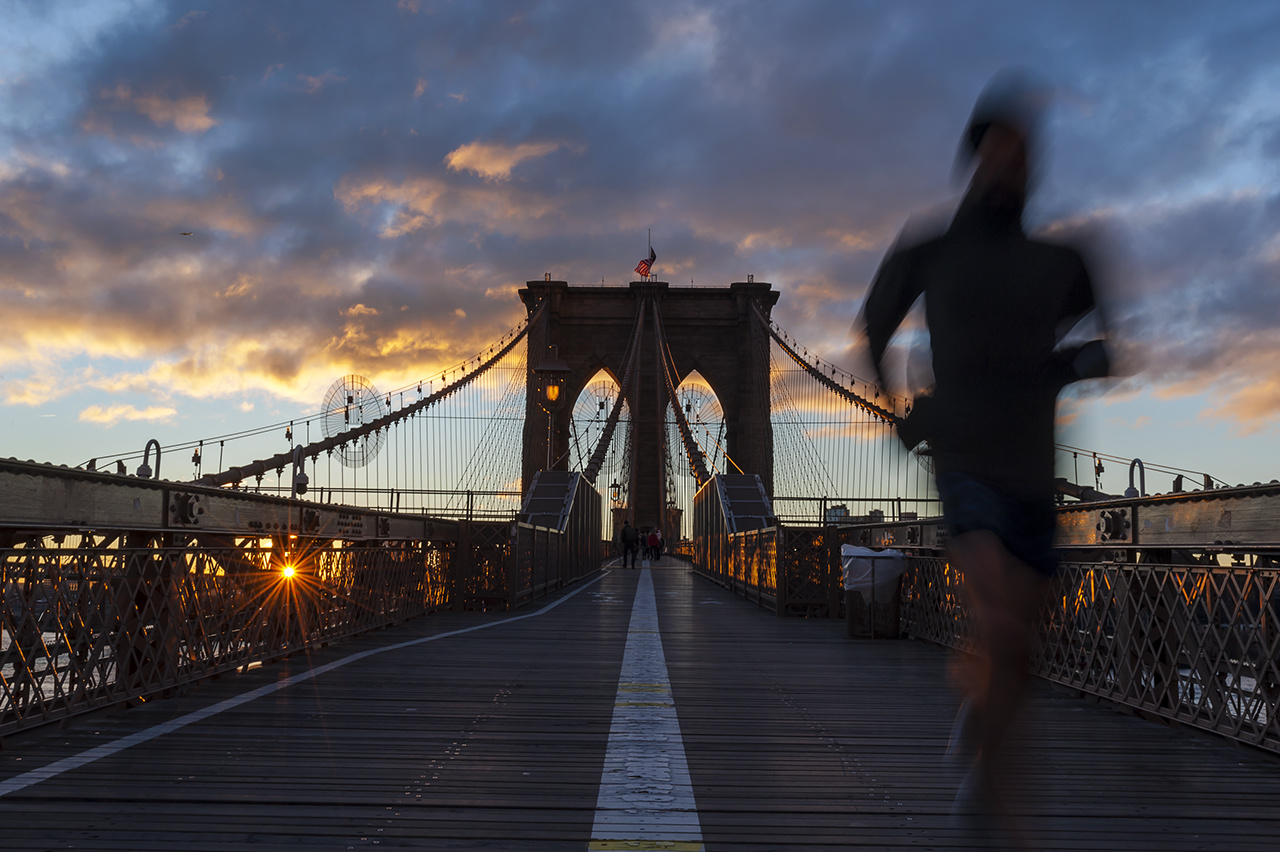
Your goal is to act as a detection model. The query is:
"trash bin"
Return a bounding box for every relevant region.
[840,545,908,638]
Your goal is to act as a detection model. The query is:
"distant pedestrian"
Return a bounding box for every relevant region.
[860,70,1110,847]
[620,520,639,568]
[646,529,659,562]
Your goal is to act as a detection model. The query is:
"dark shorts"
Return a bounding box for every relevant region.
[935,471,1058,577]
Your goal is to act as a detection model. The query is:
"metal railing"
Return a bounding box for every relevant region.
[771,495,943,527]
[901,549,1280,754]
[510,474,602,607]
[244,487,524,521]
[690,480,1280,753]
[691,476,781,610]
[1,534,450,735]
[0,459,607,736]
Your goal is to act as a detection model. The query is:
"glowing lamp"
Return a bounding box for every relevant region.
[282,564,296,579]
[532,345,573,413]
[532,345,573,470]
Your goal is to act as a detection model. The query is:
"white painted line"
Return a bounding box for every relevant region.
[0,570,611,799]
[590,569,704,852]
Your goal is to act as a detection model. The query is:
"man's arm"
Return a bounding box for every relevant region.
[860,243,926,392]
[1045,248,1112,389]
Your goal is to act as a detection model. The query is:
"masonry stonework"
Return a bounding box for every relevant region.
[519,279,779,534]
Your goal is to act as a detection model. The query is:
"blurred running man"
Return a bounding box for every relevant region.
[859,70,1110,847]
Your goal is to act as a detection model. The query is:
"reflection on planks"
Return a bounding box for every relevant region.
[1,567,1278,850]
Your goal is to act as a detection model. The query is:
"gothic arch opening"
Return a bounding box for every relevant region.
[570,369,630,540]
[665,370,725,542]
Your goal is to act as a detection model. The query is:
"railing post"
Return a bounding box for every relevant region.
[775,527,786,616]
[828,526,841,619]
[454,520,471,610]
[506,522,518,611]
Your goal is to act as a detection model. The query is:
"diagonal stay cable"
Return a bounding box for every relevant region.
[756,303,1217,492]
[583,297,647,485]
[651,299,711,487]
[199,301,547,488]
[750,301,899,424]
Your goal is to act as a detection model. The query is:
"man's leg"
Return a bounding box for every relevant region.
[947,529,1048,844]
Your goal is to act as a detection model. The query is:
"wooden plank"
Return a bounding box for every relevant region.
[0,566,1277,851]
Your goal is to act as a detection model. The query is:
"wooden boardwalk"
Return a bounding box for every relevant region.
[2,565,1279,851]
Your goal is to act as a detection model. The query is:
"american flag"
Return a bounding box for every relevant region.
[634,247,656,278]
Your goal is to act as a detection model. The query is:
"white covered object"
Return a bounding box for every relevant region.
[840,545,908,594]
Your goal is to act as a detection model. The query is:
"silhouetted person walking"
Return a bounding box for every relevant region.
[621,520,639,568]
[861,70,1110,848]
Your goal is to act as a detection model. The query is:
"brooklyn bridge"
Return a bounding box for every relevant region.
[2,278,1279,850]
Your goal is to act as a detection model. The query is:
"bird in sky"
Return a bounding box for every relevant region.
[180,231,193,236]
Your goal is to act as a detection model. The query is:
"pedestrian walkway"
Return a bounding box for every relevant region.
[1,566,1278,850]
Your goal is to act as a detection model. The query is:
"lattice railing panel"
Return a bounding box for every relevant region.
[470,522,513,608]
[1,536,450,735]
[779,528,835,617]
[732,529,778,604]
[901,553,1280,754]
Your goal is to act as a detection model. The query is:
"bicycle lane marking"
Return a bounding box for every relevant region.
[589,568,704,852]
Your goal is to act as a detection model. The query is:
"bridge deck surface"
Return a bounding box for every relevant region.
[2,566,1278,851]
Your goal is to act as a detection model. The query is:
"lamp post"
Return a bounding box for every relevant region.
[532,345,573,471]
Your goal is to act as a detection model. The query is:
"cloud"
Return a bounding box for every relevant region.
[100,84,218,133]
[79,403,178,426]
[172,10,207,30]
[297,71,346,94]
[1,0,1279,477]
[1107,414,1152,430]
[334,173,566,238]
[444,140,569,181]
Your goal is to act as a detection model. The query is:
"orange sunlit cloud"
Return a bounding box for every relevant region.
[100,85,218,133]
[335,174,567,238]
[444,140,574,181]
[3,1,1280,487]
[79,403,177,426]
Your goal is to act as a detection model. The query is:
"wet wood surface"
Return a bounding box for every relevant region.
[2,565,1278,850]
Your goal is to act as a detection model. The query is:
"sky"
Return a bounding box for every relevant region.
[1,0,1278,494]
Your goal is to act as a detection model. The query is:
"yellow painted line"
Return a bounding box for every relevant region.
[589,842,705,851]
[591,568,702,847]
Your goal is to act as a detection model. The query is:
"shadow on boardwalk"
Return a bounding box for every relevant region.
[0,566,1276,850]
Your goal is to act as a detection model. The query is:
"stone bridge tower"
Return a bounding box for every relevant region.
[519,278,779,533]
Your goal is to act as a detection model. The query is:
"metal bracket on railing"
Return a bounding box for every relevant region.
[1125,458,1146,498]
[169,492,203,526]
[1096,508,1130,542]
[137,439,161,479]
